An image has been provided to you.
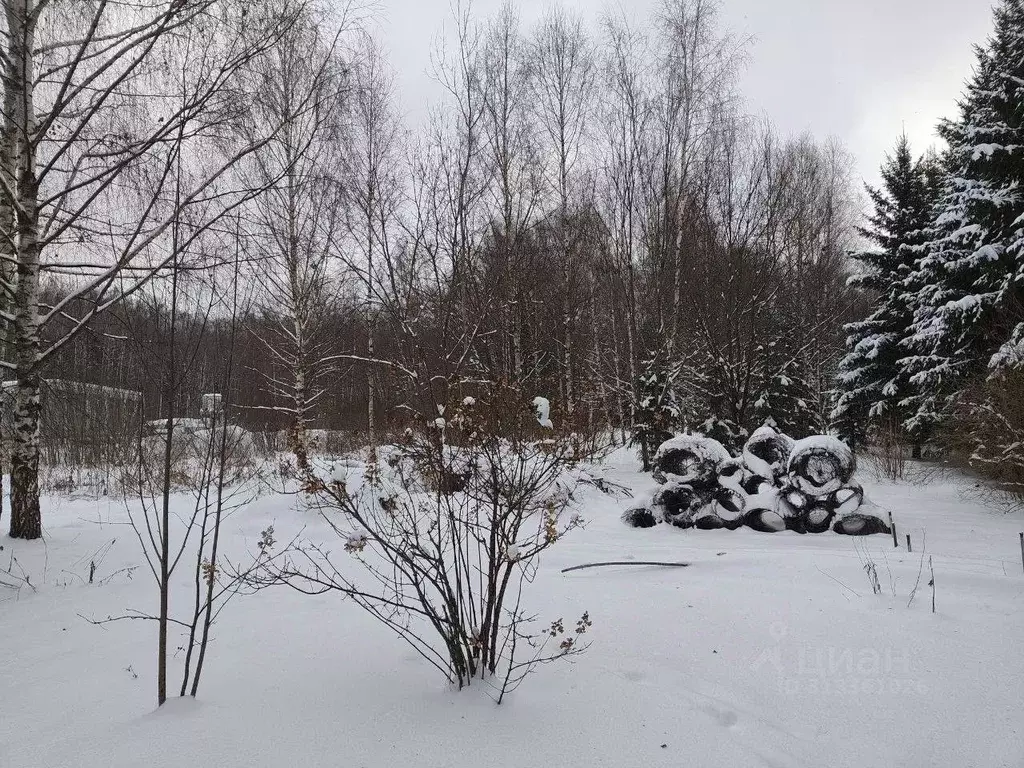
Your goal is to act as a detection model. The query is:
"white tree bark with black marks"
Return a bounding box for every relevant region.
[6,0,41,539]
[0,0,309,538]
[244,16,349,472]
[348,34,401,455]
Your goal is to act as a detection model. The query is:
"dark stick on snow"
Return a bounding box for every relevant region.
[1019,532,1023,575]
[561,561,691,574]
[906,533,912,552]
[890,512,898,548]
[929,556,935,614]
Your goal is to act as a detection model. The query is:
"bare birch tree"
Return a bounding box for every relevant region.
[645,0,743,351]
[243,11,351,471]
[0,0,305,538]
[529,7,594,415]
[479,2,540,382]
[346,32,402,455]
[597,11,651,437]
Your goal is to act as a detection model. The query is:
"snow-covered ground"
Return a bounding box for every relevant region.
[2,449,1023,768]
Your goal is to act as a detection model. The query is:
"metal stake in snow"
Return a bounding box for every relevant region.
[906,533,912,553]
[1019,532,1023,574]
[890,512,898,549]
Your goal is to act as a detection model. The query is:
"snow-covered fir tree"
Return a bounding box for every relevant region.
[900,0,1024,433]
[834,135,941,448]
[631,350,682,471]
[753,340,818,440]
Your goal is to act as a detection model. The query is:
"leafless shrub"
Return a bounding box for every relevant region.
[874,415,906,481]
[851,539,886,596]
[907,545,929,609]
[100,400,274,704]
[843,538,937,609]
[254,385,591,701]
[0,548,37,601]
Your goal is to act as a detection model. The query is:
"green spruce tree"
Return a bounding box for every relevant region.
[631,350,681,471]
[901,0,1024,433]
[834,135,940,449]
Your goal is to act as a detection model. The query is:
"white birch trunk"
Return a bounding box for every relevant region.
[8,0,42,540]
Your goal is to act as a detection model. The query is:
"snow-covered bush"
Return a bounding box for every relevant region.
[260,383,591,700]
[532,396,553,429]
[696,416,748,456]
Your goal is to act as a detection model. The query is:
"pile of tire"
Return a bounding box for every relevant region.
[623,425,890,536]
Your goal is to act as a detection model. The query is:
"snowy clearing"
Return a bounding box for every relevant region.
[2,450,1023,768]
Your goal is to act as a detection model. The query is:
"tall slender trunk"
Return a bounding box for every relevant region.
[9,0,42,540]
[668,198,685,357]
[560,150,573,416]
[283,153,309,472]
[609,291,626,444]
[188,252,241,697]
[9,270,41,540]
[290,356,308,471]
[587,275,596,436]
[157,252,181,707]
[366,163,376,454]
[0,45,17,528]
[624,227,639,444]
[511,290,522,379]
[366,316,375,451]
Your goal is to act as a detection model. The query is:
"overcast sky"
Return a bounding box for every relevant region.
[374,0,995,190]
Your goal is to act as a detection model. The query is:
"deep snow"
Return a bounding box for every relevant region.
[2,450,1023,768]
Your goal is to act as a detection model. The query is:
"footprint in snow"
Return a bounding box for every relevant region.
[704,706,739,728]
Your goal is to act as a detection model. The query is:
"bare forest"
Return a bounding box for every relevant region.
[5,2,1024,764]
[0,0,864,543]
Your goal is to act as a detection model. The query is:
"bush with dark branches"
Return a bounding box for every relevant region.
[255,385,592,701]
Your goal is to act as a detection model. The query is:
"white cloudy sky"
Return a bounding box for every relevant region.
[371,0,995,189]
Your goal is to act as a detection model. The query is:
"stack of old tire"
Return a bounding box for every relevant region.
[623,424,889,536]
[645,435,746,530]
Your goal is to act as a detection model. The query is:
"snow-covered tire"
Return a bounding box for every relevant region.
[741,474,773,495]
[828,483,864,516]
[716,459,747,495]
[693,513,726,530]
[833,512,890,536]
[742,508,787,533]
[652,483,706,528]
[787,436,856,497]
[801,503,835,534]
[652,435,730,487]
[712,486,746,521]
[742,425,795,482]
[780,485,810,512]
